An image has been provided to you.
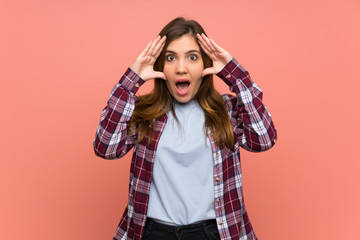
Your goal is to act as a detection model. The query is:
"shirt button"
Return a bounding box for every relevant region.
[215,177,220,182]
[216,198,220,203]
[226,73,231,78]
[274,139,277,143]
[218,221,223,225]
[134,83,139,87]
[216,152,220,157]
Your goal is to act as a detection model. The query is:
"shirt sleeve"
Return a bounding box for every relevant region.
[93,68,145,159]
[217,58,277,152]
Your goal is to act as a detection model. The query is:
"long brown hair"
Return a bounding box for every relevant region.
[129,17,234,149]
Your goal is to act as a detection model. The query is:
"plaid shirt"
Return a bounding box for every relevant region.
[93,58,277,240]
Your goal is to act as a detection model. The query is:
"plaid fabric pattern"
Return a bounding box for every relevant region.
[93,58,277,240]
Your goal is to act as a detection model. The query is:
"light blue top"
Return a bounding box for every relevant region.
[147,100,215,226]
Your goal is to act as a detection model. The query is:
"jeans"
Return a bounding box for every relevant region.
[142,218,221,240]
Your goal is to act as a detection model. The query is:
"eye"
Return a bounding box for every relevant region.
[166,55,175,62]
[189,54,198,61]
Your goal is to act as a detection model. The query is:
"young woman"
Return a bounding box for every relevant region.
[94,17,277,240]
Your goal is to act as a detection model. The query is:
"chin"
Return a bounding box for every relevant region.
[172,95,193,104]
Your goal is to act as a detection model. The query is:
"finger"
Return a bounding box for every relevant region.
[153,36,166,59]
[153,71,167,80]
[201,33,217,53]
[196,33,208,49]
[202,67,216,77]
[209,38,225,53]
[147,35,161,56]
[198,39,212,56]
[199,37,209,53]
[209,38,233,62]
[153,39,165,60]
[140,41,152,58]
[153,36,166,54]
[197,34,212,54]
[197,34,212,56]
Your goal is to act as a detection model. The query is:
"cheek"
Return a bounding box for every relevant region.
[192,66,204,80]
[163,65,173,79]
[164,79,171,90]
[193,63,204,76]
[193,66,204,88]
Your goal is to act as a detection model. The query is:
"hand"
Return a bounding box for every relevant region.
[131,35,167,81]
[196,33,233,77]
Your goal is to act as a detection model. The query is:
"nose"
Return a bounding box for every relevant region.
[175,58,187,75]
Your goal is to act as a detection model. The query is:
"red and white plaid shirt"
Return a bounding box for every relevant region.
[93,58,277,240]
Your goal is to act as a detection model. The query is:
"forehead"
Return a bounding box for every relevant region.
[166,34,200,52]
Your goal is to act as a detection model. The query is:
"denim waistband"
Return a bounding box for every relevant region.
[145,218,217,233]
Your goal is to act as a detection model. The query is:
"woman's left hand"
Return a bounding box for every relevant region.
[197,33,233,77]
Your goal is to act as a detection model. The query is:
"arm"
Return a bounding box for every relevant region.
[217,58,277,152]
[197,33,277,152]
[93,35,167,159]
[93,69,144,159]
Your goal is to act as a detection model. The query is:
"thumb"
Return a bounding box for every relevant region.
[202,67,216,77]
[153,71,167,80]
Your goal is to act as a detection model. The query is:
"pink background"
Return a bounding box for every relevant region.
[1,0,359,239]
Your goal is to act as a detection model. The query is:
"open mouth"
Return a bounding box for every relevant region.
[175,79,190,96]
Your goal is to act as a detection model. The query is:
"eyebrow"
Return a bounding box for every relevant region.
[165,50,201,54]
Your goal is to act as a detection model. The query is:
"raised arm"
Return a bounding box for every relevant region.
[217,59,277,152]
[197,34,277,152]
[93,36,167,159]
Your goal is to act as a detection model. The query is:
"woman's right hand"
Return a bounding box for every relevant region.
[130,35,167,81]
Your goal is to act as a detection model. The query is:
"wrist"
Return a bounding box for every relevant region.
[119,68,145,93]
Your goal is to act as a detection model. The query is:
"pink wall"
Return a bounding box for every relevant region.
[1,0,359,239]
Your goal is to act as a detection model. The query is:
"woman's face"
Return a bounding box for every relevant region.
[163,34,204,103]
